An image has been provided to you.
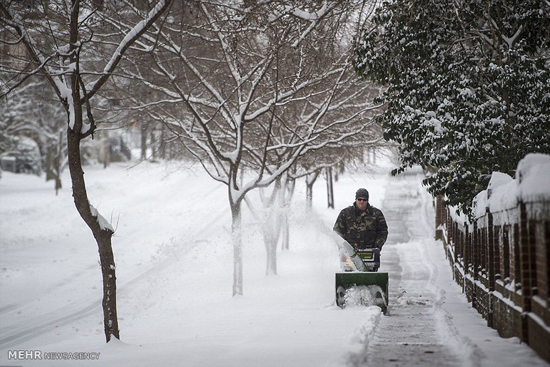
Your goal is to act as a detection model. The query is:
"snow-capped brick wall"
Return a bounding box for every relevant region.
[434,153,550,364]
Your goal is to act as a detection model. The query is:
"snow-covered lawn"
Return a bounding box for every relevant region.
[0,160,547,366]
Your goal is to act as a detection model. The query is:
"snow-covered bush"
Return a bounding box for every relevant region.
[0,136,42,175]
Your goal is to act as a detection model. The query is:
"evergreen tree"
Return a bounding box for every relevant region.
[353,0,550,215]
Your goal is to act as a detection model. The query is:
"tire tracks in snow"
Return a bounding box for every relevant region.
[0,180,228,350]
[0,299,102,349]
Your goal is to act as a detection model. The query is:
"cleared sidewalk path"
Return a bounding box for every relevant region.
[345,169,549,367]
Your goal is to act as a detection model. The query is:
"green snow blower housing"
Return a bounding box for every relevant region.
[335,245,389,314]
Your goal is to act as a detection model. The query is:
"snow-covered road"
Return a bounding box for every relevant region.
[0,162,548,367]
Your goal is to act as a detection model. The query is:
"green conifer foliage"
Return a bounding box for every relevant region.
[354,0,550,215]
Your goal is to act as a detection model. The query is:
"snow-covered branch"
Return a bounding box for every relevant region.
[86,0,173,100]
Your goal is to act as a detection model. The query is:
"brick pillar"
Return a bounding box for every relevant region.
[502,227,510,283]
[545,222,550,304]
[494,226,502,282]
[487,210,495,327]
[520,202,535,312]
[446,207,452,243]
[513,223,521,298]
[455,222,460,264]
[465,224,471,299]
[465,225,471,277]
[519,201,537,344]
[472,222,479,310]
[435,195,445,241]
[473,222,479,281]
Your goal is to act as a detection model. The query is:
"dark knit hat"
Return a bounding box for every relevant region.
[355,188,369,200]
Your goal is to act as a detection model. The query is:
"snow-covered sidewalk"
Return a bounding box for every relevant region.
[0,162,548,367]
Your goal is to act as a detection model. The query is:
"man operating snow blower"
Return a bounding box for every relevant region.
[332,188,389,311]
[333,188,388,267]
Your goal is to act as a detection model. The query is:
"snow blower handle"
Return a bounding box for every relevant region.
[339,241,367,271]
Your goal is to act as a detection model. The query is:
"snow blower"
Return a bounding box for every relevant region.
[335,241,388,314]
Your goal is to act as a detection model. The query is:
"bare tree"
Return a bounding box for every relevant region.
[0,78,67,191]
[115,0,383,294]
[0,0,172,342]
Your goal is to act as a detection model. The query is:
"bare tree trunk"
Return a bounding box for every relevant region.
[96,229,119,341]
[264,179,281,275]
[103,132,110,169]
[246,186,280,276]
[45,130,64,195]
[306,170,321,210]
[231,200,243,296]
[54,130,63,195]
[263,207,279,275]
[280,174,294,251]
[264,222,279,275]
[141,123,148,160]
[160,125,166,159]
[326,167,334,209]
[280,215,289,251]
[150,129,157,161]
[67,128,119,342]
